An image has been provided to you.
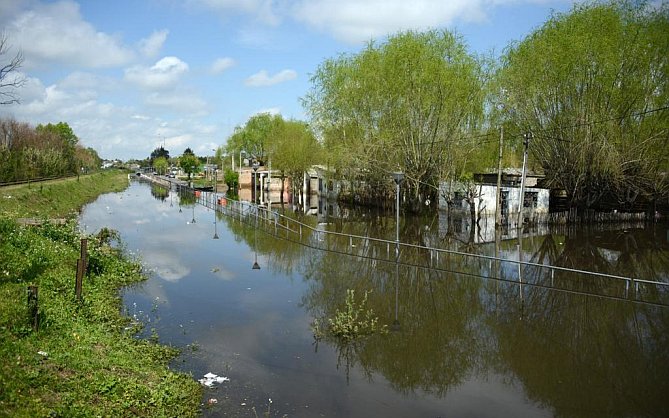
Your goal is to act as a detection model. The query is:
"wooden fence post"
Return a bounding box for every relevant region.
[27,285,39,331]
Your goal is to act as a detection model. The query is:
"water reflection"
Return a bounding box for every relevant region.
[78,181,669,417]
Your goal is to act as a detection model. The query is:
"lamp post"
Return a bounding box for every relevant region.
[392,172,404,257]
[239,150,246,177]
[211,148,216,183]
[178,185,182,213]
[517,132,532,228]
[252,223,260,270]
[213,208,219,239]
[252,161,260,205]
[391,261,401,332]
[191,203,196,224]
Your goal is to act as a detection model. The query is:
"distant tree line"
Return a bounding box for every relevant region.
[0,118,101,183]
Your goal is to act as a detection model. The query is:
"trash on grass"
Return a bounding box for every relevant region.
[198,372,230,387]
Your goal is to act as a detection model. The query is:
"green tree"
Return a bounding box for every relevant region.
[223,169,239,191]
[269,120,322,203]
[35,122,78,147]
[153,156,168,175]
[179,149,199,180]
[497,1,669,214]
[225,113,282,163]
[35,121,79,174]
[305,29,485,212]
[149,146,169,165]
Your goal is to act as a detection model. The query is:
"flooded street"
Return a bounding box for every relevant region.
[79,181,669,417]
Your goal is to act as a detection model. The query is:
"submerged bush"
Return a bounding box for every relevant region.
[312,289,387,344]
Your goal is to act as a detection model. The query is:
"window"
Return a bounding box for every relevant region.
[524,191,538,208]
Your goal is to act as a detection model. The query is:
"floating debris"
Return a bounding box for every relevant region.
[198,372,230,387]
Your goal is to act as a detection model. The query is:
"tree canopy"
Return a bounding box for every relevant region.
[0,118,99,182]
[497,0,669,212]
[225,113,282,163]
[179,149,199,180]
[149,146,169,164]
[304,29,486,211]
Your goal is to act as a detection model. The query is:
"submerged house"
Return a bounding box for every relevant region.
[439,170,550,226]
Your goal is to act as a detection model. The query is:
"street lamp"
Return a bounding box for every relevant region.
[191,204,196,224]
[517,132,532,228]
[391,172,404,257]
[252,161,260,205]
[252,226,260,270]
[213,209,219,239]
[178,187,182,213]
[391,261,401,332]
[239,150,246,177]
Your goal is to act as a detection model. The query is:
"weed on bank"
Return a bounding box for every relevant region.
[0,173,201,417]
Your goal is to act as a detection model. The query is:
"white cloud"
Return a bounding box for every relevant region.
[8,0,134,68]
[292,0,492,44]
[124,56,189,90]
[145,91,208,115]
[210,57,236,74]
[245,69,297,87]
[188,0,280,25]
[138,29,169,58]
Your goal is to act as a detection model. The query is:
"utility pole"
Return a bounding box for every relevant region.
[495,126,504,227]
[517,132,532,229]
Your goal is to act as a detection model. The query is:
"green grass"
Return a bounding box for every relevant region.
[0,172,202,417]
[0,170,130,218]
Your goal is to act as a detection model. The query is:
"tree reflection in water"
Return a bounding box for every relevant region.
[284,211,669,416]
[221,202,669,417]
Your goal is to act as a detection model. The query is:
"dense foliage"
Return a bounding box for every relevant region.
[0,119,101,183]
[178,148,199,180]
[305,29,485,212]
[225,113,322,201]
[497,0,669,212]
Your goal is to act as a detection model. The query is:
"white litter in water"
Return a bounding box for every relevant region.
[198,372,230,387]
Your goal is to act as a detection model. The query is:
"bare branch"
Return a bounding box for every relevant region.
[0,32,25,105]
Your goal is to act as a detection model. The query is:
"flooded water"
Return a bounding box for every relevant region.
[79,180,669,418]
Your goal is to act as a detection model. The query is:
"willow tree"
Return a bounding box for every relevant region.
[304,30,485,212]
[225,112,283,164]
[268,119,322,204]
[498,1,669,215]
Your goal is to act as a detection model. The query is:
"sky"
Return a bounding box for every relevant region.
[0,0,576,161]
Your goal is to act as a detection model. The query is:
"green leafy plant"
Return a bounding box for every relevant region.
[313,289,387,344]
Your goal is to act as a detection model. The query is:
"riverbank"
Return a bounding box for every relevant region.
[0,170,201,417]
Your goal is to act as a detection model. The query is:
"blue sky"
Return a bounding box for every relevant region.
[0,0,575,160]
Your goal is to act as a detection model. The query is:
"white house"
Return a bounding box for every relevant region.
[439,171,550,226]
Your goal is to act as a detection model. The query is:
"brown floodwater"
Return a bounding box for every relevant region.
[79,181,669,417]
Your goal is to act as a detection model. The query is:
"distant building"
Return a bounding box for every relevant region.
[439,170,550,225]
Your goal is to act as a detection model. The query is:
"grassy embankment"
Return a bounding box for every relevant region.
[0,170,201,417]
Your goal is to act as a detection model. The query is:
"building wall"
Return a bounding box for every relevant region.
[439,182,550,217]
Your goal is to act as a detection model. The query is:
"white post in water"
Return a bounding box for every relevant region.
[392,172,404,258]
[517,132,532,228]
